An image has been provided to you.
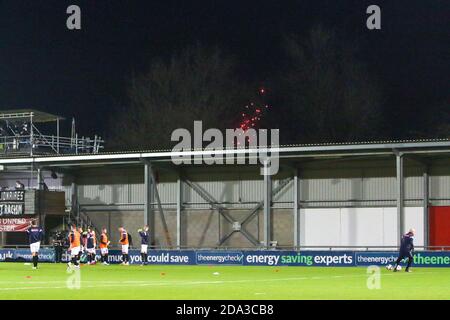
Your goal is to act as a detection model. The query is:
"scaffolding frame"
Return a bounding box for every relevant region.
[0,109,103,156]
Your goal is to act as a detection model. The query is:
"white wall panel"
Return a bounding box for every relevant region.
[299,207,423,248]
[404,207,424,247]
[301,208,341,246]
[340,208,385,246]
[382,208,398,246]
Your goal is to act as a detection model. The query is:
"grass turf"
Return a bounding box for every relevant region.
[0,262,448,300]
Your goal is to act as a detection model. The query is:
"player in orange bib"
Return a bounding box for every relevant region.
[100,227,110,265]
[118,226,129,265]
[67,224,81,270]
[78,227,85,264]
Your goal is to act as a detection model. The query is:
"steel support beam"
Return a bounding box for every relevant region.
[176,177,183,249]
[293,170,300,248]
[395,152,404,243]
[70,178,78,222]
[30,112,34,156]
[423,166,429,248]
[403,154,431,248]
[184,178,260,246]
[241,177,293,227]
[263,161,272,248]
[145,161,172,247]
[56,118,60,154]
[37,168,43,190]
[152,175,172,247]
[217,209,259,246]
[35,165,44,228]
[144,163,155,245]
[184,179,224,212]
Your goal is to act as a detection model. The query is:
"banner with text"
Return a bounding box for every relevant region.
[0,248,55,262]
[355,251,450,268]
[1,249,449,267]
[0,218,33,232]
[0,190,25,217]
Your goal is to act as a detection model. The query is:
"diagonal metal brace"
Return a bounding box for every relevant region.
[241,177,293,227]
[184,178,260,246]
[143,160,172,247]
[219,177,293,246]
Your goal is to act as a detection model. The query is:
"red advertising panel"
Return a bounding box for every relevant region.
[0,218,33,232]
[429,206,450,250]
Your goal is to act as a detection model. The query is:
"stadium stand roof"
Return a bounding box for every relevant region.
[0,138,450,167]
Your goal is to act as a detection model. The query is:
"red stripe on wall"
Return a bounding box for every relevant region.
[429,206,450,250]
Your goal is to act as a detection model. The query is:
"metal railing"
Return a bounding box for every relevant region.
[0,134,103,155]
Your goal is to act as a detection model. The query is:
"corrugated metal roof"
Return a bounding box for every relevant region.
[0,138,449,157]
[1,138,450,164]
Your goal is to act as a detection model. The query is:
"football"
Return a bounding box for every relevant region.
[396,265,402,271]
[386,264,393,270]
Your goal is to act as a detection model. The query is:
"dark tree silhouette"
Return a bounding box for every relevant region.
[275,25,383,144]
[108,44,249,150]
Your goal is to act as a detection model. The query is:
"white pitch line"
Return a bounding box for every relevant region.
[0,277,335,291]
[0,271,436,292]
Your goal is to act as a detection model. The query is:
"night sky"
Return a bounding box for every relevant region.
[0,0,448,143]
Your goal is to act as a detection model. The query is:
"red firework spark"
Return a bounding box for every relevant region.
[236,87,270,145]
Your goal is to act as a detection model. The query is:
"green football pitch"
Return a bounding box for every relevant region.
[0,263,449,300]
